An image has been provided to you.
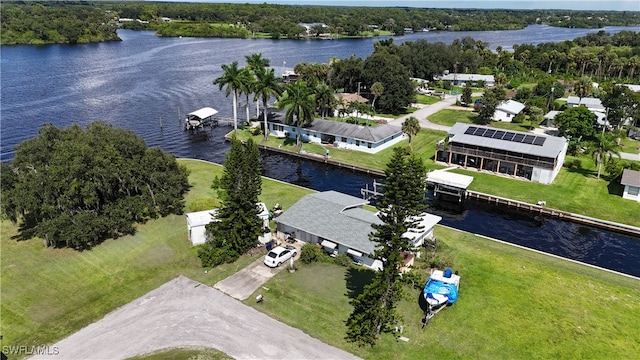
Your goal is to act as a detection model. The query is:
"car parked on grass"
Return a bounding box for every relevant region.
[264,245,297,268]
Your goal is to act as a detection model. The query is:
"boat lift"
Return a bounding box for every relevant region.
[184,107,219,130]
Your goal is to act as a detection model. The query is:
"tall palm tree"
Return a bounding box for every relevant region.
[214,61,244,134]
[278,81,315,150]
[574,76,593,98]
[370,82,384,110]
[402,116,420,143]
[239,67,254,125]
[314,83,335,119]
[245,53,271,115]
[591,133,621,179]
[253,68,283,141]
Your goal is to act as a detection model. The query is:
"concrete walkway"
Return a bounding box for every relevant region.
[30,276,360,360]
[620,152,640,162]
[386,94,458,132]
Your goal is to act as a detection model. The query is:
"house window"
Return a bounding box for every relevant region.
[355,140,360,146]
[273,124,284,132]
[367,142,372,149]
[629,186,640,196]
[336,136,341,142]
[507,113,512,118]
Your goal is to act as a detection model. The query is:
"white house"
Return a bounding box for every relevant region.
[274,191,442,271]
[566,96,605,112]
[185,203,270,246]
[621,169,640,202]
[265,108,405,154]
[435,73,495,87]
[493,100,525,122]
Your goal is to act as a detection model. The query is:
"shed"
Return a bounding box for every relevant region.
[186,209,219,246]
[493,100,525,122]
[621,169,640,202]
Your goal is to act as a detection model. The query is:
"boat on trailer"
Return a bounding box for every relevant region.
[421,268,460,327]
[185,107,218,130]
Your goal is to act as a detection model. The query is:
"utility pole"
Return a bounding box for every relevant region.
[357,81,361,96]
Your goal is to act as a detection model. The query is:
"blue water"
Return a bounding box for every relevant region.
[2,25,639,276]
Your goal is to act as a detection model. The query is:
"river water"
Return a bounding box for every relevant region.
[2,25,639,276]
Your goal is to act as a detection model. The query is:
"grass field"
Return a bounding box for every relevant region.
[245,226,640,360]
[0,159,312,356]
[1,159,638,360]
[428,109,533,132]
[128,347,232,360]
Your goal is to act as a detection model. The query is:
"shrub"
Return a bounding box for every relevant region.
[512,112,525,124]
[250,126,262,136]
[300,243,324,264]
[564,158,582,169]
[334,253,353,267]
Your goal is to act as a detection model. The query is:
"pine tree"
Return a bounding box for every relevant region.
[199,136,263,266]
[345,147,427,346]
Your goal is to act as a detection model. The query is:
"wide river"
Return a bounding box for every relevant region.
[2,25,640,276]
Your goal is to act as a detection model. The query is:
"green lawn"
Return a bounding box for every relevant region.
[619,136,640,154]
[428,109,534,132]
[0,159,313,356]
[244,226,640,360]
[128,347,232,360]
[415,94,441,105]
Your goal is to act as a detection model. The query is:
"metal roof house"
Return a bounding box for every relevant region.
[434,73,495,87]
[566,96,605,112]
[621,169,640,202]
[274,191,442,270]
[493,100,525,122]
[265,108,404,154]
[435,123,568,184]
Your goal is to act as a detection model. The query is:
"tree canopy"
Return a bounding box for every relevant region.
[1,122,189,250]
[198,136,263,267]
[346,147,428,346]
[554,106,597,139]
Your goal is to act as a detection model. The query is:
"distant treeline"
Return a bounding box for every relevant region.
[1,1,639,45]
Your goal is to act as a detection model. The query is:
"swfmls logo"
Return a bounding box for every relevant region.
[2,345,60,356]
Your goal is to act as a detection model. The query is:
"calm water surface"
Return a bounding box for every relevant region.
[2,25,639,276]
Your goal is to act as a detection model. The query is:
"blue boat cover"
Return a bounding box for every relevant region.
[423,279,459,304]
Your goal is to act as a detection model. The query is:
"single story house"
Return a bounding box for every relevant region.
[298,22,328,35]
[265,108,404,154]
[542,110,561,128]
[434,73,495,87]
[566,96,605,113]
[493,99,525,122]
[621,169,640,202]
[274,191,442,271]
[185,203,269,246]
[435,122,568,184]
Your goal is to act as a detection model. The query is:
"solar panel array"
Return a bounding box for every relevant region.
[463,126,546,146]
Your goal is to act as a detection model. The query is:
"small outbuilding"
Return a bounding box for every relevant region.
[184,107,218,130]
[621,169,640,202]
[185,203,270,246]
[493,100,525,122]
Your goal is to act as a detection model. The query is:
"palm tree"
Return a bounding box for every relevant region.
[402,116,420,143]
[214,61,244,134]
[370,82,384,110]
[574,76,593,98]
[591,133,621,179]
[245,53,271,115]
[239,67,254,125]
[278,81,315,150]
[253,68,283,141]
[315,83,335,119]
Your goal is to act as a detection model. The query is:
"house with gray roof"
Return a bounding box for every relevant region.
[621,169,640,202]
[265,108,404,154]
[566,96,605,112]
[435,123,568,184]
[274,191,441,270]
[493,99,525,122]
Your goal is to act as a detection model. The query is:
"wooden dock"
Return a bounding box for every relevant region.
[466,191,640,237]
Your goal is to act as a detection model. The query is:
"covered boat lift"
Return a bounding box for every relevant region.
[184,107,218,130]
[426,169,474,202]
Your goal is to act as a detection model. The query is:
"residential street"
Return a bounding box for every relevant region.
[30,276,360,360]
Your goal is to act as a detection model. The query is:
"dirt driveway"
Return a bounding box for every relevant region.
[29,276,360,360]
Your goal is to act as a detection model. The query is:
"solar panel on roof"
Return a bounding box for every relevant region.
[533,137,546,146]
[513,133,525,142]
[473,127,485,136]
[484,129,496,138]
[522,135,535,144]
[464,126,477,135]
[493,130,505,139]
[503,132,516,141]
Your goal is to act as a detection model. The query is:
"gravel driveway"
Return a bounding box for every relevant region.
[29,276,360,360]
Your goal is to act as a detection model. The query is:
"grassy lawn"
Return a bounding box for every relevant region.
[428,109,477,127]
[415,94,441,105]
[0,159,313,355]
[245,226,640,360]
[128,347,232,360]
[619,136,640,154]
